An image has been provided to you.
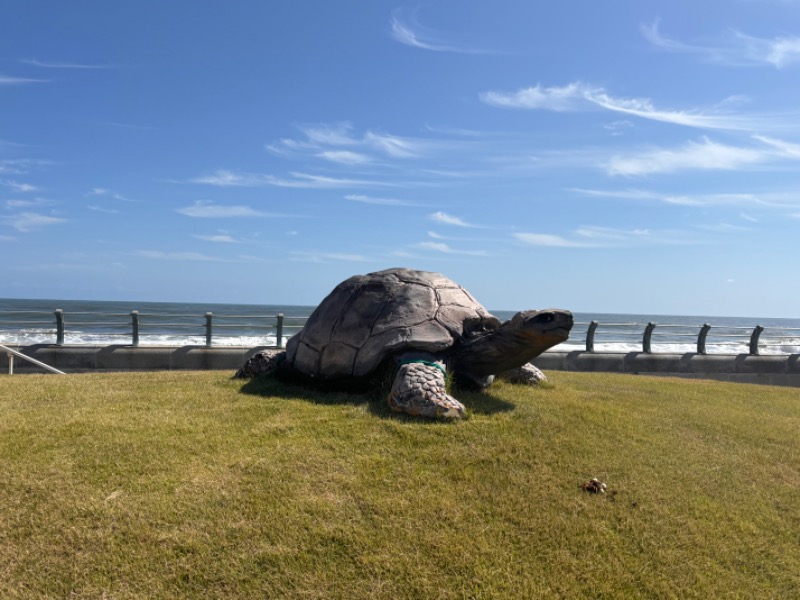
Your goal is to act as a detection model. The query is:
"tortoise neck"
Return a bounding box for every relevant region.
[449,322,548,377]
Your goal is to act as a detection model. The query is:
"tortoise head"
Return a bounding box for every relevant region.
[507,309,573,352]
[450,308,573,378]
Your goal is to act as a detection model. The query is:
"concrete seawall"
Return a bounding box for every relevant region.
[533,351,800,387]
[3,345,800,387]
[2,344,269,374]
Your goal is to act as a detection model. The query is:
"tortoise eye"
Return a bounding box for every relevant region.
[538,312,555,324]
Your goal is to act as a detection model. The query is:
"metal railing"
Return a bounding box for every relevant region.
[2,344,65,375]
[0,309,303,348]
[579,320,798,355]
[1,309,799,355]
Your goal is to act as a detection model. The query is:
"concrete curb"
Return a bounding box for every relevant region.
[533,351,800,387]
[3,346,799,387]
[1,344,271,373]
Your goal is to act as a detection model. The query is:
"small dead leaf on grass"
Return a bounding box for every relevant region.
[104,490,123,502]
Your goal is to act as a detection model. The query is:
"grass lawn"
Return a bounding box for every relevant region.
[1,370,798,599]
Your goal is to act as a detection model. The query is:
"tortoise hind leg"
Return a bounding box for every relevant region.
[387,356,465,419]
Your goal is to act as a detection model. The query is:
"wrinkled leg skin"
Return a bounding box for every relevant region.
[387,360,465,419]
[234,350,285,379]
[498,362,548,385]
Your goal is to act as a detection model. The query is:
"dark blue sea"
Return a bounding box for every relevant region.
[1,298,799,355]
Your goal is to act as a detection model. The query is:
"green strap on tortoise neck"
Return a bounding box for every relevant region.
[394,359,446,377]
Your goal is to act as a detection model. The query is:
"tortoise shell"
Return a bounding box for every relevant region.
[284,268,501,381]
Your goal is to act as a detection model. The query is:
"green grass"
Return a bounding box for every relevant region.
[1,371,798,599]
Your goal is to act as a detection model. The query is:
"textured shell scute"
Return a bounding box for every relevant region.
[330,278,399,346]
[318,341,360,379]
[290,339,322,377]
[285,268,493,380]
[353,319,452,377]
[370,282,438,336]
[289,273,366,353]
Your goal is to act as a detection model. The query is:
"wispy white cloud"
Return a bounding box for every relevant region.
[514,227,699,248]
[586,90,758,131]
[0,158,52,175]
[606,137,767,176]
[5,198,51,208]
[430,211,479,227]
[134,250,225,262]
[640,19,715,55]
[577,226,700,246]
[92,120,156,131]
[697,222,751,233]
[270,123,426,160]
[290,251,373,263]
[19,58,110,69]
[345,194,419,206]
[762,36,800,68]
[425,230,497,244]
[569,187,668,202]
[87,205,120,214]
[571,186,800,209]
[317,150,372,165]
[571,187,753,206]
[189,169,392,189]
[752,134,800,157]
[1,180,37,192]
[480,82,589,112]
[363,131,420,158]
[0,74,48,85]
[420,168,489,179]
[481,81,769,131]
[297,122,358,147]
[88,187,133,201]
[177,201,282,218]
[575,226,652,240]
[189,170,272,187]
[269,172,394,189]
[4,212,66,232]
[192,233,242,243]
[642,19,800,68]
[513,233,591,248]
[604,120,635,136]
[417,241,488,256]
[390,9,492,54]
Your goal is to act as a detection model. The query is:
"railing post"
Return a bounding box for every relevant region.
[8,352,13,375]
[643,322,656,353]
[276,313,284,348]
[131,311,140,347]
[697,323,711,354]
[205,312,213,347]
[749,325,764,356]
[55,309,65,346]
[586,320,598,352]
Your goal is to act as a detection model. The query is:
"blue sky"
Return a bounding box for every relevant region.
[2,1,800,317]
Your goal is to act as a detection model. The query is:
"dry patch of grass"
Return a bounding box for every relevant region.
[1,371,798,598]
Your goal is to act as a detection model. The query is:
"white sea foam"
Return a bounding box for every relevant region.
[3,329,799,355]
[548,338,800,355]
[3,303,799,355]
[0,329,287,348]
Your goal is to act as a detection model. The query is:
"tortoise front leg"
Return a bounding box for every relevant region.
[387,355,465,419]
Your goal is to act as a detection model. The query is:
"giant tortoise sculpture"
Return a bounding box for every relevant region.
[237,267,573,418]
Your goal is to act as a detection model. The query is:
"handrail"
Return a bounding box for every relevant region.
[2,344,66,375]
[2,309,799,355]
[574,320,798,355]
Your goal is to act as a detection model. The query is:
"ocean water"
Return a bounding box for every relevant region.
[1,298,799,355]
